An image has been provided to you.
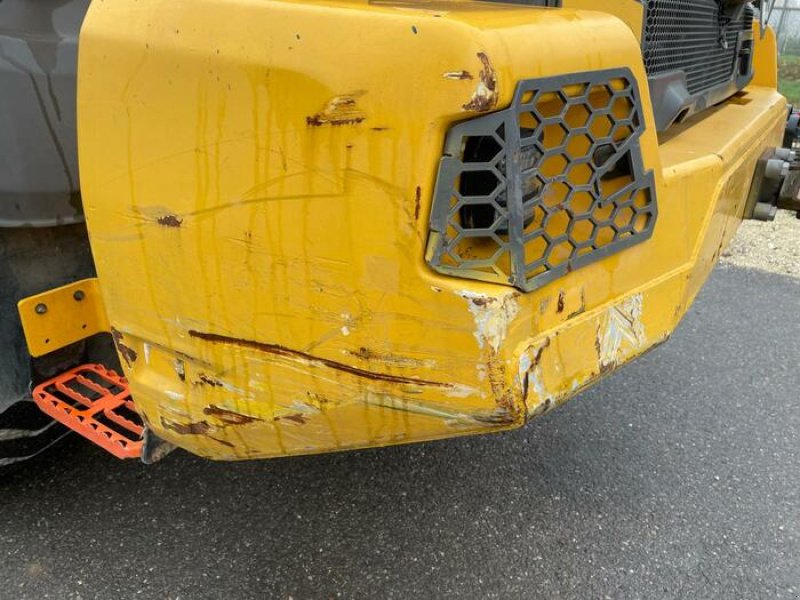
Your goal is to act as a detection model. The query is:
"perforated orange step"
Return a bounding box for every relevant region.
[32,364,142,459]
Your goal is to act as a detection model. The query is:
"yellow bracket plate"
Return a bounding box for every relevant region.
[17,278,109,358]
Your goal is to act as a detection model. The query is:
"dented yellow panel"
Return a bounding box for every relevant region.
[77,0,785,460]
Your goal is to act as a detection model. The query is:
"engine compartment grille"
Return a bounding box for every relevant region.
[642,0,754,96]
[426,70,657,293]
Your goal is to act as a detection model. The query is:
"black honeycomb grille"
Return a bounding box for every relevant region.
[426,69,657,293]
[643,0,754,96]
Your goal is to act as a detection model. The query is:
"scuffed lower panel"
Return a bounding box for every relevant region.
[112,327,525,460]
[515,276,681,419]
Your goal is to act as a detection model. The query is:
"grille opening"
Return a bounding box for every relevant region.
[458,170,501,198]
[598,151,635,197]
[595,145,634,182]
[462,135,502,163]
[428,70,657,291]
[460,203,497,230]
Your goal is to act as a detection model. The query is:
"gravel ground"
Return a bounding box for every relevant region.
[723,209,800,277]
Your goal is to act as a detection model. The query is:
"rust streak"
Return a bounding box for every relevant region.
[160,417,211,435]
[275,413,308,425]
[470,296,496,308]
[110,327,137,367]
[157,214,183,227]
[462,52,497,113]
[188,330,453,389]
[203,405,261,425]
[414,186,422,221]
[485,350,515,416]
[557,291,566,314]
[196,373,223,387]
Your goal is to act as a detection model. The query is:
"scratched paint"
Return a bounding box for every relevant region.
[306,92,366,126]
[459,290,520,352]
[462,52,497,112]
[75,0,785,460]
[597,293,645,371]
[518,293,649,417]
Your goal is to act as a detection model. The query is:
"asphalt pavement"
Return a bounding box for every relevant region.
[1,265,798,600]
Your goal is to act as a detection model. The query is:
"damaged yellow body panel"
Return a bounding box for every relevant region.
[77,0,786,459]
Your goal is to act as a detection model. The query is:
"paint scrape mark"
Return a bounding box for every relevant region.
[188,330,453,389]
[443,70,473,80]
[517,339,553,415]
[458,291,520,352]
[518,293,651,420]
[174,359,186,382]
[346,346,436,369]
[196,373,223,387]
[275,413,308,425]
[598,293,646,372]
[462,52,497,112]
[306,91,366,126]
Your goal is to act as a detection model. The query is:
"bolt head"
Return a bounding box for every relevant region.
[35,303,47,315]
[73,290,85,302]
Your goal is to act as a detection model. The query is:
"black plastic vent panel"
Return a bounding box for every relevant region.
[643,0,754,96]
[426,69,657,293]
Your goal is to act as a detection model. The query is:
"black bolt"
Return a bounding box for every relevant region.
[35,303,47,315]
[73,290,85,302]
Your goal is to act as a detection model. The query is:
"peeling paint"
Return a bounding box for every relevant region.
[156,214,183,227]
[110,327,137,367]
[458,291,519,352]
[517,339,551,407]
[306,91,366,126]
[462,52,497,112]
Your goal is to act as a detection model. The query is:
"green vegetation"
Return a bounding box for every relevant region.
[779,54,800,104]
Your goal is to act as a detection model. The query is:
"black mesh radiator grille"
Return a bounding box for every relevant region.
[642,0,754,96]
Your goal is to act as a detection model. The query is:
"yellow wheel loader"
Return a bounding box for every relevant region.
[2,0,797,464]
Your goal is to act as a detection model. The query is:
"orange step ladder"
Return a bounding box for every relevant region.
[32,364,143,459]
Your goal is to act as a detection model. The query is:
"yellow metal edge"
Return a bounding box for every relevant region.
[17,278,110,358]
